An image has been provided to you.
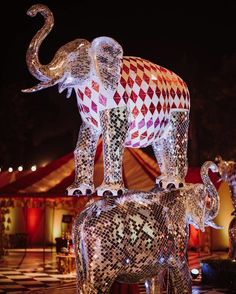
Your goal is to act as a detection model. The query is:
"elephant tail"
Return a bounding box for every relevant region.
[201,161,220,223]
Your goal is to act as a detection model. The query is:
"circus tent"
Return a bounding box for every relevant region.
[0,139,161,196]
[0,140,229,251]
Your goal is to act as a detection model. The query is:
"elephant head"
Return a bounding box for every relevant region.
[152,161,220,231]
[215,155,236,210]
[22,4,123,98]
[215,155,236,182]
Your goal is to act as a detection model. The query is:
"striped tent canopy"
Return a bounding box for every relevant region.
[0,139,220,196]
[0,139,162,196]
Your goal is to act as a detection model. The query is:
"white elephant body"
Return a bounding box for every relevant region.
[76,56,190,147]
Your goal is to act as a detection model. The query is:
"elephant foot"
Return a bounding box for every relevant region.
[156,176,185,191]
[96,183,128,197]
[66,183,95,196]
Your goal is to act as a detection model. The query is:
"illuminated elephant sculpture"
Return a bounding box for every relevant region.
[215,156,236,260]
[22,4,190,196]
[72,161,220,294]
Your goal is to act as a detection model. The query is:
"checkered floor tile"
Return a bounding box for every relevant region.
[0,250,234,293]
[0,261,76,293]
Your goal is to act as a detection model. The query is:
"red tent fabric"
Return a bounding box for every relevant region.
[0,139,220,195]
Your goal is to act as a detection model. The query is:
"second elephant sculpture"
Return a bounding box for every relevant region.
[72,161,220,294]
[22,4,190,196]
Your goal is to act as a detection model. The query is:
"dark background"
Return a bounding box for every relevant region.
[1,0,236,171]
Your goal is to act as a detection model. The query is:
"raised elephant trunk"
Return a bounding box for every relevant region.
[22,4,65,93]
[25,4,54,82]
[201,161,220,225]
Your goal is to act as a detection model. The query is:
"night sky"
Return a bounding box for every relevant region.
[1,0,236,170]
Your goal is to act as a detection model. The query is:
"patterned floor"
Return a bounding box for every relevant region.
[0,249,234,293]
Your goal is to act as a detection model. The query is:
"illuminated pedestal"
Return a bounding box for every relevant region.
[201,258,236,289]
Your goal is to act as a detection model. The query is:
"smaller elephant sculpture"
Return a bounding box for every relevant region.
[72,161,220,294]
[22,4,190,196]
[215,155,236,260]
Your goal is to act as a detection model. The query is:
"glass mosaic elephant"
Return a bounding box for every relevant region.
[22,4,190,196]
[215,156,236,260]
[72,161,220,294]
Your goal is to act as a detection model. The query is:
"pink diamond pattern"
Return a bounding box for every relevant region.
[155,87,161,97]
[120,76,126,88]
[140,131,147,140]
[91,101,97,113]
[143,73,150,84]
[130,63,137,73]
[138,118,145,129]
[92,80,99,92]
[147,86,154,98]
[123,92,129,104]
[129,121,136,130]
[76,57,190,144]
[114,91,121,105]
[147,118,153,128]
[154,118,160,128]
[99,94,107,106]
[123,64,129,75]
[131,131,139,139]
[77,89,84,100]
[148,132,154,141]
[157,102,162,113]
[141,104,148,116]
[137,63,144,71]
[135,76,142,87]
[133,142,140,147]
[177,87,182,99]
[132,106,139,118]
[83,104,89,113]
[162,89,166,98]
[91,117,98,127]
[170,88,175,98]
[139,88,146,101]
[127,77,134,88]
[149,102,156,114]
[158,76,163,84]
[144,63,151,71]
[85,87,91,98]
[131,91,138,103]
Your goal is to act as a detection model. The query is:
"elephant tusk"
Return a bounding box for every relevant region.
[66,88,72,98]
[205,220,223,229]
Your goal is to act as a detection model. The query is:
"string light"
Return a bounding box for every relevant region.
[31,165,37,172]
[18,166,23,171]
[3,161,47,173]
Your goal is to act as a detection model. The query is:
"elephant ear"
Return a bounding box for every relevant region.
[186,185,206,232]
[90,36,123,91]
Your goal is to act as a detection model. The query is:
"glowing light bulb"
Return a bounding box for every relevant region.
[18,166,23,171]
[31,165,37,171]
[8,167,13,173]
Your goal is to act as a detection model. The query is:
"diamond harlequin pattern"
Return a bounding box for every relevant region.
[74,57,190,147]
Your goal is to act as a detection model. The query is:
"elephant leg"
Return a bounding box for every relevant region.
[152,110,189,190]
[66,122,100,196]
[97,106,128,196]
[168,258,192,294]
[144,276,163,294]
